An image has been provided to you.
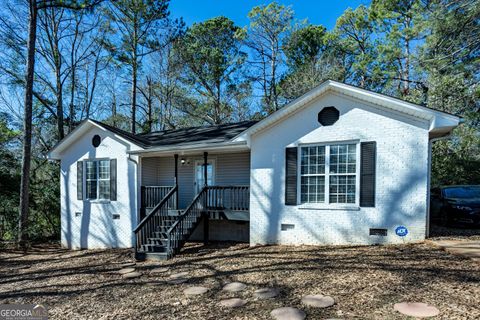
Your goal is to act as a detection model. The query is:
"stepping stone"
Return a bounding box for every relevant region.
[150,267,170,274]
[167,277,188,284]
[270,307,306,320]
[166,273,189,284]
[222,282,247,292]
[253,287,279,299]
[118,267,136,275]
[123,271,142,279]
[301,294,335,308]
[394,302,440,318]
[169,272,189,279]
[219,298,247,308]
[183,286,209,296]
[120,262,136,268]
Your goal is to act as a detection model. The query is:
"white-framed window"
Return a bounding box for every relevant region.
[85,159,110,200]
[299,142,359,205]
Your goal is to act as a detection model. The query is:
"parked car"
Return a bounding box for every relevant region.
[430,185,480,226]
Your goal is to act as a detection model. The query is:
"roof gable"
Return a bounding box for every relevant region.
[233,80,461,142]
[47,120,145,159]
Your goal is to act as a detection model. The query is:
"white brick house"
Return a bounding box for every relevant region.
[48,80,460,259]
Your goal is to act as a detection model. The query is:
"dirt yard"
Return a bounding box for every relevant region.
[1,240,479,320]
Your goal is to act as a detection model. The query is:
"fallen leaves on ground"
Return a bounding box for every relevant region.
[0,239,479,319]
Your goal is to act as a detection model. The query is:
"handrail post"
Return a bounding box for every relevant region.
[174,154,179,210]
[203,188,209,246]
[140,186,146,220]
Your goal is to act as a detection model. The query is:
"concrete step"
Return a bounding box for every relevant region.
[135,251,170,261]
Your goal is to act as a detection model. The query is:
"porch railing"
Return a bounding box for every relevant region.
[206,185,249,211]
[141,186,174,208]
[166,186,208,255]
[134,185,178,254]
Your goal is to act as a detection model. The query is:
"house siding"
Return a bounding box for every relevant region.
[249,92,430,246]
[59,125,141,249]
[141,152,250,208]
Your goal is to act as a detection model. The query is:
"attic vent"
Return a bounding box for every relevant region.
[92,135,101,148]
[281,224,295,231]
[318,107,340,126]
[369,228,387,236]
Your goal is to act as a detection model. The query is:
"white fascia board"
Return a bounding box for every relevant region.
[233,80,461,142]
[47,119,144,160]
[127,141,249,157]
[329,82,461,130]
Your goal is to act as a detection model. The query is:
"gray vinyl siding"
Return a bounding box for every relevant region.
[141,157,160,186]
[215,152,250,186]
[141,151,250,208]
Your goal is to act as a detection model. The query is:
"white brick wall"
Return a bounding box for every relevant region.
[60,125,141,249]
[249,92,430,246]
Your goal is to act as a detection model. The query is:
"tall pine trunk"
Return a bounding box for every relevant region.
[18,0,38,246]
[131,60,137,134]
[131,17,138,134]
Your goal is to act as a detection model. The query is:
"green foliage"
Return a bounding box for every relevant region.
[247,2,294,37]
[0,113,61,241]
[279,25,343,102]
[284,25,327,69]
[245,2,294,113]
[422,0,480,186]
[174,16,249,124]
[29,160,61,241]
[103,113,132,132]
[432,127,480,186]
[371,0,429,97]
[105,0,172,64]
[0,113,20,240]
[330,5,386,91]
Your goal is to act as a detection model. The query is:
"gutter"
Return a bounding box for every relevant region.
[127,140,249,155]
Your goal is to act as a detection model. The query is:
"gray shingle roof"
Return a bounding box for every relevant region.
[92,120,257,149]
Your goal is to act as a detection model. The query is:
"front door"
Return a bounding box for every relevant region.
[194,160,215,193]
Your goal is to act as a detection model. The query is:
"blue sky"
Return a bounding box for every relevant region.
[169,0,371,29]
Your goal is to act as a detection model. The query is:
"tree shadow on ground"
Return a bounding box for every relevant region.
[0,242,479,319]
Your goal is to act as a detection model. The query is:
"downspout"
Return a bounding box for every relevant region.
[128,153,139,253]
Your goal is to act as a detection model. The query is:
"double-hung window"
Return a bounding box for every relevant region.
[85,160,110,200]
[300,143,358,205]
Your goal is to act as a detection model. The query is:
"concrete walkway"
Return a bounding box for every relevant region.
[428,240,480,261]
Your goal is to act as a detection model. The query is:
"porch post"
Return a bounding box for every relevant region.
[203,152,208,187]
[203,151,209,245]
[174,154,179,209]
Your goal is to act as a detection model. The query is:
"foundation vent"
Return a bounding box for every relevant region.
[369,228,387,236]
[281,224,295,231]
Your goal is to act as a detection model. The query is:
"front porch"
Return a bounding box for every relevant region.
[135,151,251,260]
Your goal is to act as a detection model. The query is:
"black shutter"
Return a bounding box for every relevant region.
[360,141,376,207]
[110,159,117,201]
[77,161,83,200]
[285,147,298,205]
